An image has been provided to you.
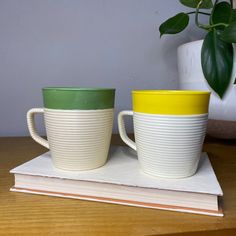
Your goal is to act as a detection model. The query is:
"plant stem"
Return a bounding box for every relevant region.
[205,22,228,29]
[195,0,209,30]
[187,11,210,16]
[195,0,228,31]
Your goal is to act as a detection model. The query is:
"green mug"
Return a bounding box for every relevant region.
[27,87,115,171]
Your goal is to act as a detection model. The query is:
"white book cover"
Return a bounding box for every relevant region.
[10,146,223,216]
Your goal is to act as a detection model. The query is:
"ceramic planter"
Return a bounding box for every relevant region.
[177,40,236,139]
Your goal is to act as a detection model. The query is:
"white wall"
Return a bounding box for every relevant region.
[0,0,205,136]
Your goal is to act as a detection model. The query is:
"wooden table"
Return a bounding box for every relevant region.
[0,135,236,236]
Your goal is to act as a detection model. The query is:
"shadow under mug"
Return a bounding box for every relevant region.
[27,87,115,171]
[118,90,210,178]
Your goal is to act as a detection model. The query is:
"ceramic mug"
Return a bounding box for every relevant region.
[118,90,210,178]
[27,87,115,171]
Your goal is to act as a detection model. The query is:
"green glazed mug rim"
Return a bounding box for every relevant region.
[42,87,115,110]
[43,87,115,91]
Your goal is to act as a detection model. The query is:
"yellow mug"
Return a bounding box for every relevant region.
[118,90,210,178]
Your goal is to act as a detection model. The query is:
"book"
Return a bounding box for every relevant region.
[10,146,223,216]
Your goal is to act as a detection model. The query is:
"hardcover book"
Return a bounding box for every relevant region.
[10,146,223,216]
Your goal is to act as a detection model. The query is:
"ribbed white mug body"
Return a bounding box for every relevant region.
[118,111,208,178]
[44,108,114,170]
[134,112,208,178]
[27,107,113,171]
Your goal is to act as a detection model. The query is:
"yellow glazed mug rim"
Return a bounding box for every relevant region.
[132,90,211,115]
[132,90,210,95]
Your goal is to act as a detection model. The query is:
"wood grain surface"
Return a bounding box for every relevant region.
[0,135,236,236]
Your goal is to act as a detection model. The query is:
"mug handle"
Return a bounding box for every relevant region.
[26,108,49,149]
[118,111,137,151]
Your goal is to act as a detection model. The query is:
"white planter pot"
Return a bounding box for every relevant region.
[177,40,236,138]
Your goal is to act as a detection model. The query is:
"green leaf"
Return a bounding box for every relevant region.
[212,2,231,29]
[220,21,236,43]
[230,9,236,23]
[201,30,233,98]
[179,0,213,9]
[159,13,189,37]
[234,78,236,84]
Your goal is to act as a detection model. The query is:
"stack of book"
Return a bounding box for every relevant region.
[10,146,223,216]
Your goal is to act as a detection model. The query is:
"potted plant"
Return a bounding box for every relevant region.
[159,0,236,138]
